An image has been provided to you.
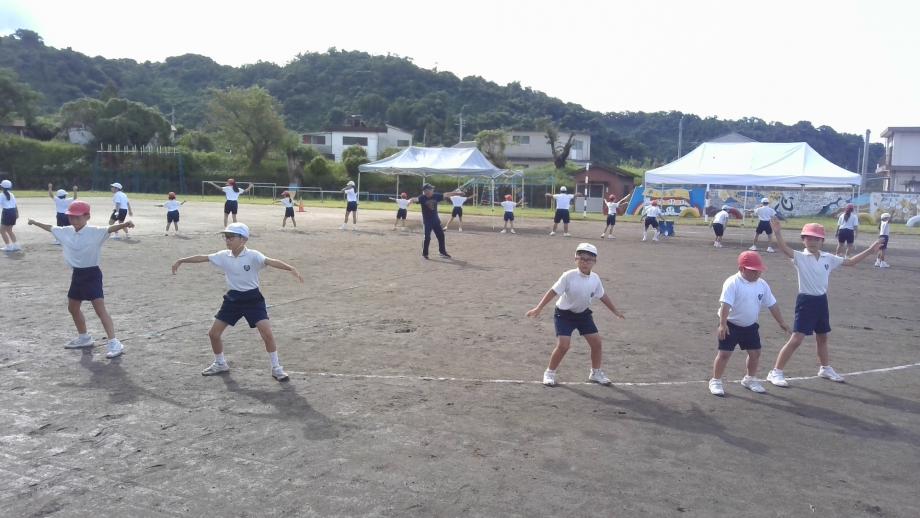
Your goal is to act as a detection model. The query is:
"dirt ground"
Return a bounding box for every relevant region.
[2,196,919,517]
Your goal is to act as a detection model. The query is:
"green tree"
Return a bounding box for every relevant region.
[207,86,286,170]
[543,122,576,169]
[0,68,41,124]
[59,98,104,129]
[279,132,317,184]
[475,129,508,168]
[342,145,369,178]
[177,130,215,152]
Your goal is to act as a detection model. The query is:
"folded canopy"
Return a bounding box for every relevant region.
[645,142,860,187]
[359,146,504,177]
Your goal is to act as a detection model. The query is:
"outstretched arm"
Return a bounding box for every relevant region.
[526,289,557,318]
[171,255,210,274]
[769,217,795,258]
[107,221,135,234]
[265,257,304,283]
[28,219,53,233]
[843,240,881,266]
[599,294,625,319]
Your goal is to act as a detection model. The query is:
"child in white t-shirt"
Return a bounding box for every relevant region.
[601,193,630,239]
[497,194,521,234]
[156,192,187,235]
[641,200,663,241]
[710,205,731,248]
[28,201,135,358]
[875,212,891,268]
[389,192,413,230]
[341,180,358,230]
[765,218,880,387]
[527,243,625,386]
[206,179,253,227]
[444,191,472,232]
[544,187,584,236]
[749,198,777,252]
[48,182,78,228]
[274,190,296,228]
[708,251,790,396]
[109,182,133,239]
[0,179,20,252]
[172,222,303,381]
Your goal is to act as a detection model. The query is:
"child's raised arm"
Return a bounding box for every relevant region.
[769,217,795,258]
[47,183,54,199]
[172,255,210,274]
[107,221,135,234]
[264,257,304,283]
[28,219,53,233]
[843,240,881,266]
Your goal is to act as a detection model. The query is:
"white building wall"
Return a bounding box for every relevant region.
[891,133,920,166]
[505,130,591,161]
[333,132,379,162]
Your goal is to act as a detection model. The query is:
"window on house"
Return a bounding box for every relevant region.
[572,139,583,151]
[512,135,530,145]
[342,136,369,146]
[397,139,410,147]
[303,135,326,145]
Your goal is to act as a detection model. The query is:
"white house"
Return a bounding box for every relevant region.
[302,123,412,162]
[504,130,591,169]
[878,127,920,192]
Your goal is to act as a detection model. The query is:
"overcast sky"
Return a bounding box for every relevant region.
[2,0,917,141]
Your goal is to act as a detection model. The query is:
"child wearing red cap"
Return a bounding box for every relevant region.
[274,191,296,228]
[834,203,859,257]
[601,193,630,239]
[28,201,135,358]
[765,218,881,387]
[498,194,521,234]
[155,192,186,236]
[708,251,790,396]
[206,179,253,227]
[389,192,413,230]
[641,199,663,242]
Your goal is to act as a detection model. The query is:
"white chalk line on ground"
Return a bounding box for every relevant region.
[169,360,920,387]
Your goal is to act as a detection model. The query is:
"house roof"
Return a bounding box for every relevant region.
[881,127,920,138]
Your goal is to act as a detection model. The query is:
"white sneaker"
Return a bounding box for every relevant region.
[351,226,357,231]
[642,235,647,241]
[272,366,290,382]
[874,259,881,267]
[201,361,230,376]
[818,366,845,383]
[748,245,757,251]
[588,369,611,385]
[458,228,462,233]
[510,229,516,234]
[766,368,789,387]
[880,261,890,268]
[601,234,607,238]
[713,242,719,248]
[563,233,571,237]
[339,224,347,230]
[766,247,776,253]
[105,338,124,358]
[542,369,557,386]
[608,235,614,239]
[500,229,506,233]
[65,335,95,349]
[549,231,556,236]
[741,375,766,393]
[708,378,724,396]
[652,236,659,242]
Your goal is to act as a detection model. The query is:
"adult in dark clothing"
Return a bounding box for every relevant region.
[411,184,464,259]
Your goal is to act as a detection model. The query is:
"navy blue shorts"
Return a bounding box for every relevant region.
[554,209,570,224]
[712,223,725,237]
[644,216,658,229]
[1,208,17,226]
[68,266,104,301]
[396,208,407,220]
[215,289,269,328]
[111,208,128,222]
[56,213,70,227]
[718,322,762,351]
[879,235,889,250]
[756,220,772,235]
[837,228,854,244]
[606,214,616,226]
[553,308,598,337]
[166,210,180,223]
[346,201,358,212]
[793,293,831,335]
[451,206,463,218]
[224,200,238,214]
[284,207,295,218]
[504,211,515,222]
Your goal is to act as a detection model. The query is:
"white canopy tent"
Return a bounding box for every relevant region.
[358,146,522,228]
[644,142,861,223]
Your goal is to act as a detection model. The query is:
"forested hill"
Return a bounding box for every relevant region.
[0,29,882,169]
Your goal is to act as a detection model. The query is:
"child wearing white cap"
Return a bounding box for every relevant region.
[109,182,133,239]
[527,242,626,386]
[708,251,790,396]
[710,205,731,248]
[544,186,584,236]
[749,198,776,252]
[1,179,20,252]
[765,218,881,387]
[171,222,304,381]
[875,213,891,268]
[28,201,135,358]
[341,180,358,230]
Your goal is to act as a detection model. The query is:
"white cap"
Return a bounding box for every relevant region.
[220,222,250,238]
[761,197,769,204]
[575,242,598,256]
[880,212,891,220]
[347,180,355,186]
[0,180,11,189]
[560,186,567,192]
[56,189,68,197]
[111,182,123,190]
[721,205,730,210]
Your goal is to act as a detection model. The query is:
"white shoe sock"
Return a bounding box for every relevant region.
[269,351,280,368]
[215,353,227,365]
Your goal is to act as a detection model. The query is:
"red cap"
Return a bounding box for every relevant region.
[505,194,513,201]
[738,251,767,272]
[801,223,826,239]
[400,192,408,198]
[281,191,289,197]
[845,203,855,210]
[168,192,176,199]
[608,194,616,201]
[66,200,91,216]
[651,200,658,206]
[227,178,236,185]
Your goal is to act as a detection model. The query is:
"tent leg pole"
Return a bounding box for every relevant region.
[491,179,495,230]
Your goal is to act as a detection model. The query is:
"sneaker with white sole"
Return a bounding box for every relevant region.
[65,335,95,349]
[563,233,571,237]
[510,229,516,234]
[272,366,290,382]
[766,247,776,253]
[818,366,845,382]
[339,224,347,230]
[708,378,724,396]
[874,259,881,267]
[105,338,124,358]
[748,245,757,251]
[201,361,230,376]
[641,235,647,241]
[542,369,557,386]
[588,369,611,385]
[601,234,607,238]
[500,229,506,233]
[879,261,890,268]
[741,375,766,393]
[766,368,789,387]
[549,231,556,236]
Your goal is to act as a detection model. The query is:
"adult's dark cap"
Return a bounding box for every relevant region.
[422,183,434,191]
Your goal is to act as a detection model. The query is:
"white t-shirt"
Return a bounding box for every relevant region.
[50,225,110,268]
[280,198,294,208]
[553,193,575,210]
[792,249,844,296]
[605,201,619,214]
[754,205,776,221]
[713,210,729,225]
[718,272,777,327]
[112,191,129,210]
[164,200,181,211]
[54,196,74,213]
[345,187,357,202]
[552,268,605,313]
[222,185,241,201]
[208,248,267,292]
[837,213,858,230]
[450,196,468,207]
[1,192,17,209]
[500,200,517,212]
[396,199,411,210]
[879,221,890,236]
[644,206,662,218]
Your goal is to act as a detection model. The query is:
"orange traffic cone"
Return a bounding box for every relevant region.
[298,200,305,212]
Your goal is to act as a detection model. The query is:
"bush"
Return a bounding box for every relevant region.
[0,134,90,188]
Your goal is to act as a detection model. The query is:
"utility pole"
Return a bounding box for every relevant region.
[458,104,468,144]
[861,129,871,194]
[677,114,685,159]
